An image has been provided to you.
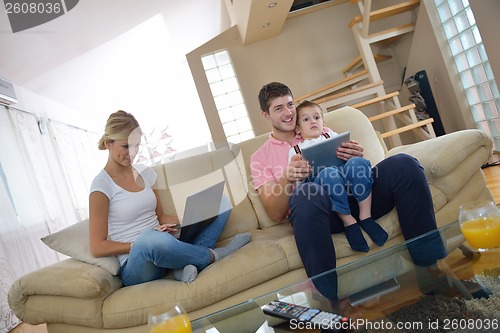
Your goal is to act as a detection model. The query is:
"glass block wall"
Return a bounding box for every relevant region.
[434,0,500,150]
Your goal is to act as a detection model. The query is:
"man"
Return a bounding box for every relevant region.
[250,82,445,298]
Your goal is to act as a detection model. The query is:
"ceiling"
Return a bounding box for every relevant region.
[0,0,331,85]
[224,0,294,45]
[0,0,332,132]
[0,0,196,85]
[224,0,333,45]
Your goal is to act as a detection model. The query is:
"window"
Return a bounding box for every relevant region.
[434,0,500,150]
[202,50,254,144]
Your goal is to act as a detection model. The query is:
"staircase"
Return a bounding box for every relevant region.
[350,91,435,141]
[348,0,436,147]
[295,0,436,148]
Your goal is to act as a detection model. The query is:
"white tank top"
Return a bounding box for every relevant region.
[90,165,160,265]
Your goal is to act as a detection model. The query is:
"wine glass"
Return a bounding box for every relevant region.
[148,303,192,333]
[459,200,500,252]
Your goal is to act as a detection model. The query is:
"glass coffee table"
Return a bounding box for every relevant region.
[191,221,499,332]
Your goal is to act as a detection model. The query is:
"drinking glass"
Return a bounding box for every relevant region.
[459,200,500,252]
[148,303,192,333]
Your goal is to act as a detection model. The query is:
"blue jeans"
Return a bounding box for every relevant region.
[288,154,444,286]
[313,157,373,215]
[120,196,231,286]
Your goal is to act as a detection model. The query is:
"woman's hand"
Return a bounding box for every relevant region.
[155,223,180,234]
[157,213,180,235]
[337,140,364,161]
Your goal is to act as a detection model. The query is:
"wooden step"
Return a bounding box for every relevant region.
[368,104,416,122]
[351,91,400,109]
[366,102,437,142]
[294,69,369,103]
[394,113,436,140]
[315,80,384,111]
[368,23,416,44]
[348,0,421,28]
[380,118,434,139]
[342,54,392,74]
[314,80,383,104]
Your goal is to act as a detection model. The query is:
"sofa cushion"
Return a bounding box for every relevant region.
[7,259,122,328]
[259,209,403,272]
[435,170,494,227]
[429,185,447,213]
[41,220,120,275]
[237,132,288,229]
[387,129,492,200]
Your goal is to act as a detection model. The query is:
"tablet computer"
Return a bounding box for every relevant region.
[300,131,350,177]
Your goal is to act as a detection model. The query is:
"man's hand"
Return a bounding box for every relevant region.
[337,140,364,161]
[286,154,311,182]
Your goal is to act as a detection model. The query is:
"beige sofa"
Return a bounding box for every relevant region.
[8,107,494,332]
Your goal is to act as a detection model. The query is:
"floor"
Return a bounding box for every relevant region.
[482,164,500,203]
[9,165,500,333]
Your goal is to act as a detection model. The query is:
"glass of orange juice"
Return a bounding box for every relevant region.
[459,200,500,252]
[148,303,192,333]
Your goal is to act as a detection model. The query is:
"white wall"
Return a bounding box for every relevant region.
[403,0,473,133]
[188,2,424,138]
[11,85,92,130]
[469,0,500,85]
[190,0,497,140]
[189,3,362,137]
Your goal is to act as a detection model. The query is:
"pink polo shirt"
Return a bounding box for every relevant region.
[250,133,304,190]
[250,128,334,190]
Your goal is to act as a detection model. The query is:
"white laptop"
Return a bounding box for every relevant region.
[178,180,226,243]
[300,131,351,177]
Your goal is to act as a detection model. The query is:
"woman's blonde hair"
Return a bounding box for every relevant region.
[98,110,141,150]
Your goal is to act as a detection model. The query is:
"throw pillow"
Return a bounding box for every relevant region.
[41,219,120,275]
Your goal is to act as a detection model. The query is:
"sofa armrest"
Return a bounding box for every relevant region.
[386,129,493,199]
[8,259,122,320]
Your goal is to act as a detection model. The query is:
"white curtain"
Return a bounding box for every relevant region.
[0,106,104,332]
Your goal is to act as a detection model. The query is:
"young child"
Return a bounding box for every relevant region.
[288,100,388,252]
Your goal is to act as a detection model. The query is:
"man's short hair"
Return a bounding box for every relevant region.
[258,82,293,114]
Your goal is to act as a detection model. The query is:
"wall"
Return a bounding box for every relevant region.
[10,85,95,130]
[469,0,500,85]
[1,0,228,156]
[191,0,497,142]
[404,0,500,134]
[402,0,472,133]
[188,2,360,137]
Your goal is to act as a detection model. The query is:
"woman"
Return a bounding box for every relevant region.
[89,110,251,286]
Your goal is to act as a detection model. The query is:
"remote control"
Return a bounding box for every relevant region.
[262,300,349,329]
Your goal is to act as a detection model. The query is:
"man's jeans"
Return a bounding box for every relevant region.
[288,154,446,298]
